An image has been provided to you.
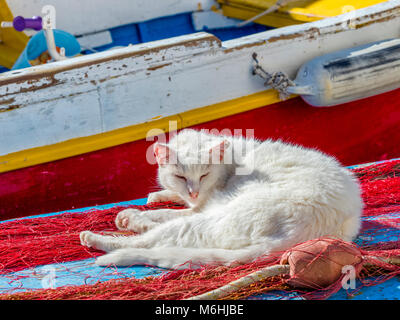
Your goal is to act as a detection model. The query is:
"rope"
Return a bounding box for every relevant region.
[252,52,295,100]
[187,253,400,300]
[363,255,400,267]
[237,0,297,27]
[186,264,290,300]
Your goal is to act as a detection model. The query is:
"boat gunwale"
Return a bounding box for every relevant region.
[0,1,399,85]
[0,32,222,87]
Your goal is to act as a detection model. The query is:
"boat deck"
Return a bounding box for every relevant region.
[0,158,399,300]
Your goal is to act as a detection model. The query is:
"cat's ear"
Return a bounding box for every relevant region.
[154,142,176,166]
[209,140,230,164]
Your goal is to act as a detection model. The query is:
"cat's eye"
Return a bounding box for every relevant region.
[175,175,186,181]
[200,173,209,181]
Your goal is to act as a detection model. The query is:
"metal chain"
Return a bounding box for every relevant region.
[252,52,294,100]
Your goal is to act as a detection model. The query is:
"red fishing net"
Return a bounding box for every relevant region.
[0,160,399,300]
[0,202,183,273]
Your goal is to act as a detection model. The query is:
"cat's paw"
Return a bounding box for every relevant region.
[115,209,156,233]
[147,192,165,204]
[80,231,118,252]
[115,208,141,230]
[80,231,99,248]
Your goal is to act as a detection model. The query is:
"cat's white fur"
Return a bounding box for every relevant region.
[80,129,363,269]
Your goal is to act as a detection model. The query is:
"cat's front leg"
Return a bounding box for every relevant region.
[80,231,130,252]
[147,190,186,205]
[115,208,194,233]
[80,231,147,252]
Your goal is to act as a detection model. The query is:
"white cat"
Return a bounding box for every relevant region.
[80,129,363,269]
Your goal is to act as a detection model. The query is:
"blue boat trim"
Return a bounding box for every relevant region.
[103,12,270,49]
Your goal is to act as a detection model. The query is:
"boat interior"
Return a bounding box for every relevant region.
[0,0,386,73]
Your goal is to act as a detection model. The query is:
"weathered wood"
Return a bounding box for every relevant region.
[0,1,399,157]
[7,0,216,36]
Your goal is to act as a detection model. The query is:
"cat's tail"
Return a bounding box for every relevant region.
[95,245,269,269]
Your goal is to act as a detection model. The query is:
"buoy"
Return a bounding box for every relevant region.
[253,38,400,107]
[288,38,400,107]
[279,238,363,288]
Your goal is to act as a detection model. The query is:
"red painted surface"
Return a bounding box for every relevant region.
[1,91,400,220]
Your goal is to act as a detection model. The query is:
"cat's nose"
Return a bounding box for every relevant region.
[189,191,199,199]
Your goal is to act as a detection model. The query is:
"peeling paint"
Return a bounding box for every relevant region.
[223,40,267,53]
[0,2,399,158]
[0,97,15,106]
[0,105,21,113]
[147,63,172,71]
[0,34,221,88]
[0,76,61,97]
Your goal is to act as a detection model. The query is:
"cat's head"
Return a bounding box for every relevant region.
[153,132,231,206]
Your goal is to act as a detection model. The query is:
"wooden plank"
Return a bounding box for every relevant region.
[0,90,102,156]
[6,0,216,36]
[0,1,399,169]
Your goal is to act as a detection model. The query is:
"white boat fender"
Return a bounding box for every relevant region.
[253,38,400,107]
